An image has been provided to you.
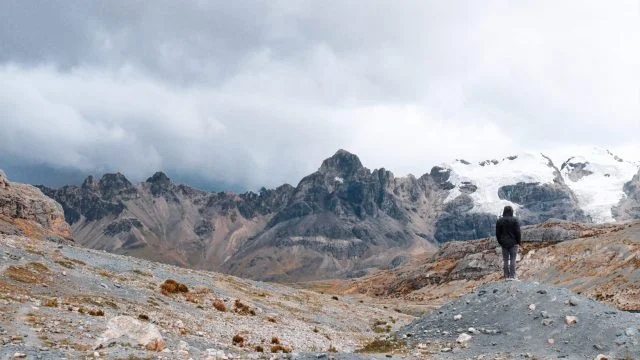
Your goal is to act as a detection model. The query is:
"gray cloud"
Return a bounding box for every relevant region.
[1,1,638,190]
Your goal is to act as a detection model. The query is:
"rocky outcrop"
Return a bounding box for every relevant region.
[0,170,72,241]
[498,182,589,224]
[613,169,640,220]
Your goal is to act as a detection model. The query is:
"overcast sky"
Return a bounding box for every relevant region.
[1,1,639,191]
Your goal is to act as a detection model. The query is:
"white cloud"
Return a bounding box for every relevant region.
[0,1,638,189]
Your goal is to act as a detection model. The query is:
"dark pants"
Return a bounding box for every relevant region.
[501,245,518,278]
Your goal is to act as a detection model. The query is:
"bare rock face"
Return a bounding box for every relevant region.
[0,170,72,241]
[613,169,640,220]
[498,182,589,224]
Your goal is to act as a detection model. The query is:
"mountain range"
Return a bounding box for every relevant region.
[29,147,640,281]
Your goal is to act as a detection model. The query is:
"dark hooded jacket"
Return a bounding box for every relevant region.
[496,206,521,248]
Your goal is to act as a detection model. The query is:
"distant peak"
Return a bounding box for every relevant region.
[81,175,97,190]
[98,172,132,188]
[97,172,134,198]
[146,171,171,184]
[319,149,364,177]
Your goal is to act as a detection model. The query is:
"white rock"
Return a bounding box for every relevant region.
[528,304,536,311]
[565,316,578,325]
[93,351,100,358]
[468,327,480,334]
[457,333,472,343]
[96,315,165,351]
[594,355,608,360]
[453,314,462,321]
[179,340,189,351]
[62,271,67,276]
[13,353,26,359]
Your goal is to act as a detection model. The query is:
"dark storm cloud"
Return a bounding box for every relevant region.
[0,1,638,190]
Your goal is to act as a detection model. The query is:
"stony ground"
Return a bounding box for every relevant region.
[399,280,640,359]
[0,234,414,359]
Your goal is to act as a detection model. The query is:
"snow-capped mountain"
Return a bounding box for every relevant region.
[559,148,639,222]
[439,147,639,224]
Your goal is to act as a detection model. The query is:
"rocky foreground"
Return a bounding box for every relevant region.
[0,233,415,359]
[399,280,640,359]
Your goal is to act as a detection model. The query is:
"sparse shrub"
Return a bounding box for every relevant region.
[213,299,226,312]
[271,336,280,345]
[98,269,113,278]
[138,314,149,321]
[132,269,152,277]
[356,338,406,353]
[88,309,104,317]
[373,326,386,333]
[233,299,255,315]
[255,345,264,352]
[160,279,189,296]
[232,334,244,346]
[42,297,58,307]
[78,307,86,314]
[270,345,290,353]
[331,296,339,301]
[186,293,197,303]
[328,344,338,353]
[312,327,319,333]
[266,316,277,323]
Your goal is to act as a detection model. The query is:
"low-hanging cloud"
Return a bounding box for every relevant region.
[0,1,638,190]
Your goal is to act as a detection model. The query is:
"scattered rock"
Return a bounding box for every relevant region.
[540,311,549,318]
[625,327,638,336]
[528,304,536,311]
[542,319,554,326]
[548,338,555,345]
[13,353,26,359]
[565,316,578,325]
[569,297,580,306]
[594,354,608,360]
[453,314,462,321]
[457,333,472,344]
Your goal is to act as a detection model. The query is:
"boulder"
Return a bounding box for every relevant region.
[97,316,165,351]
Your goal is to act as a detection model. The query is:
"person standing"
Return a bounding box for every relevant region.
[495,205,521,279]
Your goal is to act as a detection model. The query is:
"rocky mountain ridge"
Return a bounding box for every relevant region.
[32,147,640,282]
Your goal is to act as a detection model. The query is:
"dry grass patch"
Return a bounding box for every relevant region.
[356,338,406,353]
[131,269,152,277]
[41,297,58,308]
[266,316,277,323]
[160,279,189,296]
[138,314,150,321]
[88,309,104,316]
[270,345,290,353]
[255,345,264,352]
[271,336,280,345]
[5,262,50,284]
[212,299,226,312]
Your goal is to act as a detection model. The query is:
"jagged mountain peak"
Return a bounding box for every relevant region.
[146,171,171,185]
[97,172,134,198]
[318,149,365,178]
[81,175,98,190]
